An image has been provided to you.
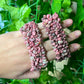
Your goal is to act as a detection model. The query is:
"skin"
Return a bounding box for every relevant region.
[0,19,81,79]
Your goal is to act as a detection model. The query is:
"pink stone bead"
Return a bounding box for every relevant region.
[32,53,35,57]
[42,54,45,57]
[27,46,31,49]
[60,50,63,53]
[51,27,54,30]
[55,45,58,47]
[37,47,41,53]
[50,31,54,33]
[49,36,52,40]
[35,62,38,66]
[29,49,31,53]
[48,18,52,21]
[30,67,34,71]
[53,25,56,28]
[58,37,61,41]
[39,59,42,63]
[54,48,57,52]
[60,26,62,29]
[44,19,48,24]
[31,35,33,38]
[24,41,28,44]
[48,34,51,37]
[50,23,54,26]
[56,56,60,60]
[58,18,60,22]
[56,52,60,55]
[47,14,50,18]
[58,45,62,48]
[36,58,39,62]
[23,32,26,36]
[38,66,41,69]
[32,31,36,35]
[43,15,47,18]
[52,43,55,46]
[62,31,64,34]
[57,34,60,37]
[55,31,58,35]
[52,13,58,20]
[33,24,36,29]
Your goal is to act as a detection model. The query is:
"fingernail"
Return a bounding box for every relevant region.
[75,30,81,37]
[74,44,80,50]
[63,19,73,27]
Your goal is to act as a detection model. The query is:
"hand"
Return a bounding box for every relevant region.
[0,19,81,79]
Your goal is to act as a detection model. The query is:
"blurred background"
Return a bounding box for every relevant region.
[0,0,84,84]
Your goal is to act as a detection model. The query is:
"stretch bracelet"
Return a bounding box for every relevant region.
[42,13,71,61]
[20,21,48,71]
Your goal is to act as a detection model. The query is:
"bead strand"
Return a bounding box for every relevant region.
[42,13,71,61]
[20,21,48,71]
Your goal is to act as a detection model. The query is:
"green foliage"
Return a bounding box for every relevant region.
[19,4,31,21]
[62,0,71,8]
[75,0,84,31]
[9,79,31,84]
[0,0,84,84]
[34,71,60,84]
[51,0,62,14]
[0,0,31,32]
[60,66,81,84]
[0,78,12,84]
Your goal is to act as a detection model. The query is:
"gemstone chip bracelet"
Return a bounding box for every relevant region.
[42,13,71,61]
[20,21,48,71]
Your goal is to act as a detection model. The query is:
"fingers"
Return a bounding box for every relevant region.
[62,19,73,28]
[38,22,44,30]
[43,40,53,51]
[38,19,73,30]
[67,30,81,42]
[43,30,81,51]
[17,70,40,79]
[38,19,73,39]
[69,43,81,52]
[46,43,80,61]
[41,29,48,39]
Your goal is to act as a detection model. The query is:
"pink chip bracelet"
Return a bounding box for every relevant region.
[42,13,71,61]
[20,21,48,71]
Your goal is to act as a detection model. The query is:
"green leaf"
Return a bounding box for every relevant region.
[15,20,24,30]
[0,1,31,21]
[0,2,19,20]
[0,0,6,8]
[34,71,51,84]
[76,0,84,25]
[65,7,72,13]
[51,0,62,14]
[6,6,19,20]
[0,78,12,84]
[9,79,31,84]
[0,0,31,32]
[19,4,31,20]
[62,0,71,8]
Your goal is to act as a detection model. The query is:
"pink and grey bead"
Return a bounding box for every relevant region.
[20,21,48,71]
[42,13,71,61]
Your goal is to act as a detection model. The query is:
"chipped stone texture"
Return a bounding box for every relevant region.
[42,13,71,61]
[20,21,48,71]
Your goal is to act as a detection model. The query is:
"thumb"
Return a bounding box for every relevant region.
[16,70,40,79]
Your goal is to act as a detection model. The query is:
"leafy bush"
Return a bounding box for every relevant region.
[0,0,84,84]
